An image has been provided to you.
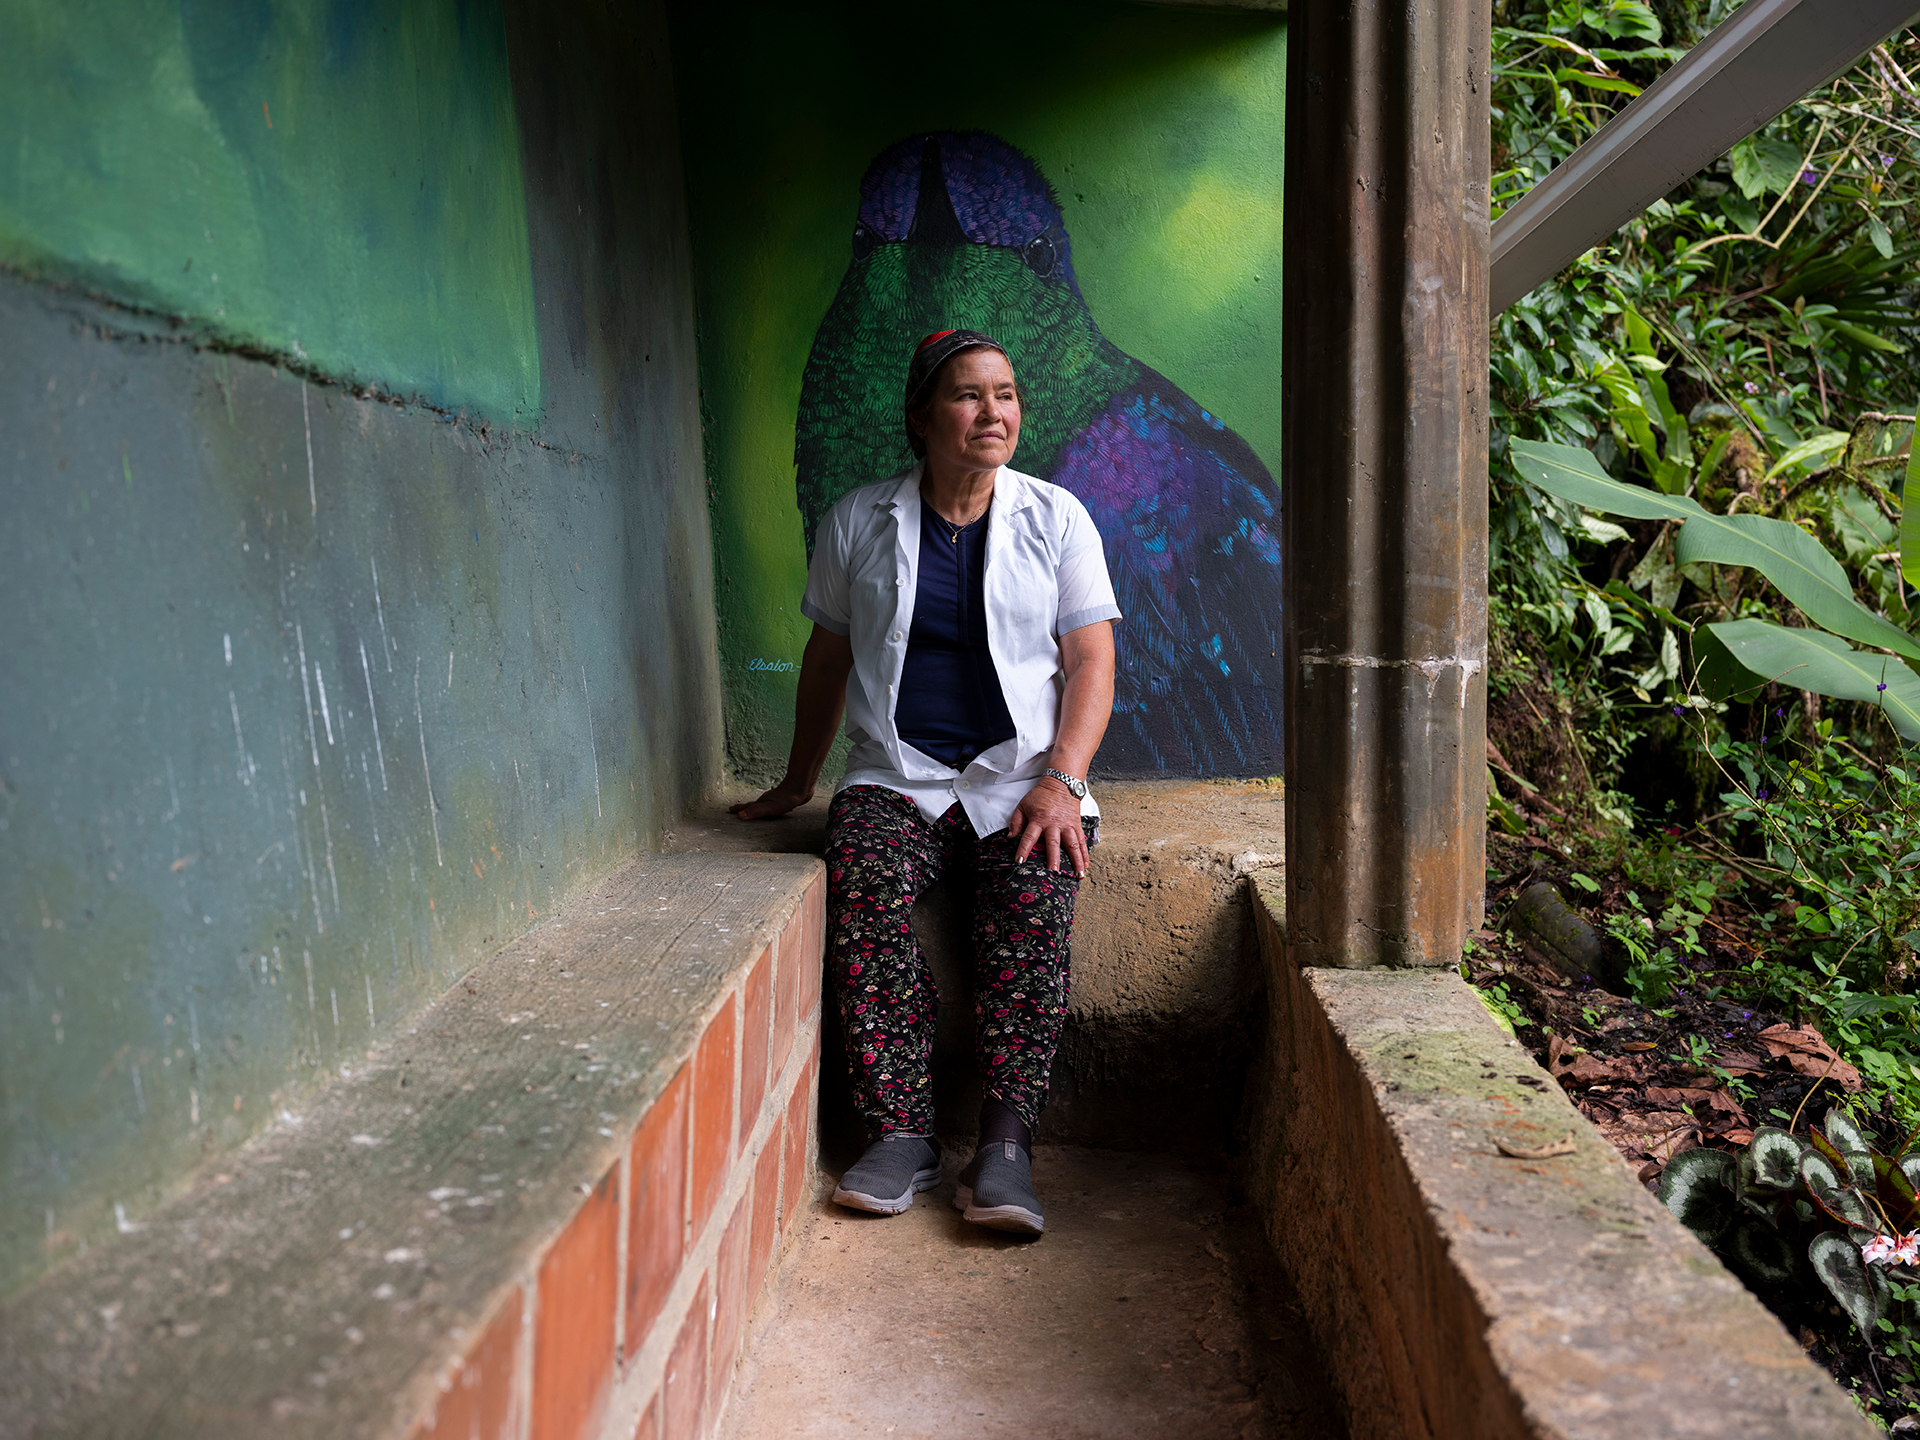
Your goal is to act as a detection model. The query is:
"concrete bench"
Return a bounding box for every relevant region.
[0,851,823,1440]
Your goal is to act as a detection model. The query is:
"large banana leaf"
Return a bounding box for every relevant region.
[1691,624,1754,703]
[1510,439,1920,664]
[1706,620,1920,744]
[1509,438,1705,519]
[1674,516,1920,662]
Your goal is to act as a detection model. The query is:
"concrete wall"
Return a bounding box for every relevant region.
[671,0,1290,782]
[0,0,722,1297]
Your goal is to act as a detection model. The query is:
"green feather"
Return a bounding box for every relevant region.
[795,243,1134,550]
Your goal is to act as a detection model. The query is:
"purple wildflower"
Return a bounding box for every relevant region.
[1673,705,1685,717]
[1757,788,1770,801]
[1883,154,1897,169]
[1743,381,1760,395]
[1879,682,1889,692]
[1801,168,1819,185]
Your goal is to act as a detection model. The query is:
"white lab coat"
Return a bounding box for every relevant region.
[801,463,1121,836]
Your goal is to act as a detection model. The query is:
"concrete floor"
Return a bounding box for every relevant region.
[719,1146,1345,1440]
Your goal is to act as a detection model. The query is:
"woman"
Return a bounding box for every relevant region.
[733,328,1118,1236]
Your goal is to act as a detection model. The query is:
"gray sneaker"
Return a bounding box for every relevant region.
[954,1140,1044,1235]
[832,1134,941,1215]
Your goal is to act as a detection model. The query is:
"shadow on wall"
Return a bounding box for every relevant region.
[796,132,1284,779]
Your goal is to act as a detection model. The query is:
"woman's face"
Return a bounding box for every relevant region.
[916,349,1021,474]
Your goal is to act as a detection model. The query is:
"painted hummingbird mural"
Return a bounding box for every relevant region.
[796,131,1282,778]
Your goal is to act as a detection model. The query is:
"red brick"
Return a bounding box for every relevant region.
[772,909,800,1079]
[739,949,773,1149]
[781,1057,814,1231]
[661,1272,710,1440]
[690,996,737,1237]
[749,1123,782,1297]
[708,1193,753,1417]
[413,1288,521,1440]
[627,1064,690,1350]
[532,1166,620,1440]
[630,1392,660,1440]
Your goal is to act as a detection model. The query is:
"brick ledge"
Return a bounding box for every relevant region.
[0,851,825,1440]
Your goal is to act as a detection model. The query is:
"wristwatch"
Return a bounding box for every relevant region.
[1044,768,1088,800]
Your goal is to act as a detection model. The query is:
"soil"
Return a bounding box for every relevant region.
[1472,829,1918,1430]
[1487,661,1589,815]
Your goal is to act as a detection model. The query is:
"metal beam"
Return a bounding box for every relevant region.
[1281,0,1491,967]
[1491,0,1920,314]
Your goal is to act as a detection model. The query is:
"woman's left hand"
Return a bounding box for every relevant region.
[1008,778,1089,877]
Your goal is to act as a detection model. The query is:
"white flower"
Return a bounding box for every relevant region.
[1860,1232,1920,1267]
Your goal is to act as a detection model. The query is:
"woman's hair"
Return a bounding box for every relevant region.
[902,329,1013,458]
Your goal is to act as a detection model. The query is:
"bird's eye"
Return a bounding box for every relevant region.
[1021,233,1058,278]
[852,223,878,261]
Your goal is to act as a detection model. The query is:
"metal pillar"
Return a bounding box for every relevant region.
[1280,0,1491,967]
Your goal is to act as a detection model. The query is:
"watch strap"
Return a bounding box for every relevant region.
[1044,767,1087,798]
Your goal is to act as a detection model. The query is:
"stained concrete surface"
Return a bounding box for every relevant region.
[1242,876,1873,1440]
[718,1145,1343,1440]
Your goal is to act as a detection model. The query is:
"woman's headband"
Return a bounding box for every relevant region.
[903,329,1008,414]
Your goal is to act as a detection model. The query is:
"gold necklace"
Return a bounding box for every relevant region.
[938,505,987,544]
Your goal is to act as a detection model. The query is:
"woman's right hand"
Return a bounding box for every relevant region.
[730,781,814,821]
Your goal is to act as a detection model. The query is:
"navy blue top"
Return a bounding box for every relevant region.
[895,504,1016,769]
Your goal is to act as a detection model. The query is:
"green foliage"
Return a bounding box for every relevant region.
[1510,435,1917,657]
[1510,433,1920,741]
[1905,423,1920,591]
[1487,765,1530,835]
[1730,136,1804,202]
[1660,1109,1920,1352]
[1467,972,1534,1035]
[1699,730,1920,1107]
[1602,885,1702,1005]
[1709,621,1920,742]
[1487,27,1920,1383]
[1489,8,1920,802]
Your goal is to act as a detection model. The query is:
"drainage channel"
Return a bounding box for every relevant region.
[720,1144,1345,1440]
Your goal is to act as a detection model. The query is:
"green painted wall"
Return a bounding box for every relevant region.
[0,0,540,422]
[0,0,721,1296]
[672,0,1287,782]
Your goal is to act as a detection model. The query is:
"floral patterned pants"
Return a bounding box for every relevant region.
[824,783,1092,1139]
